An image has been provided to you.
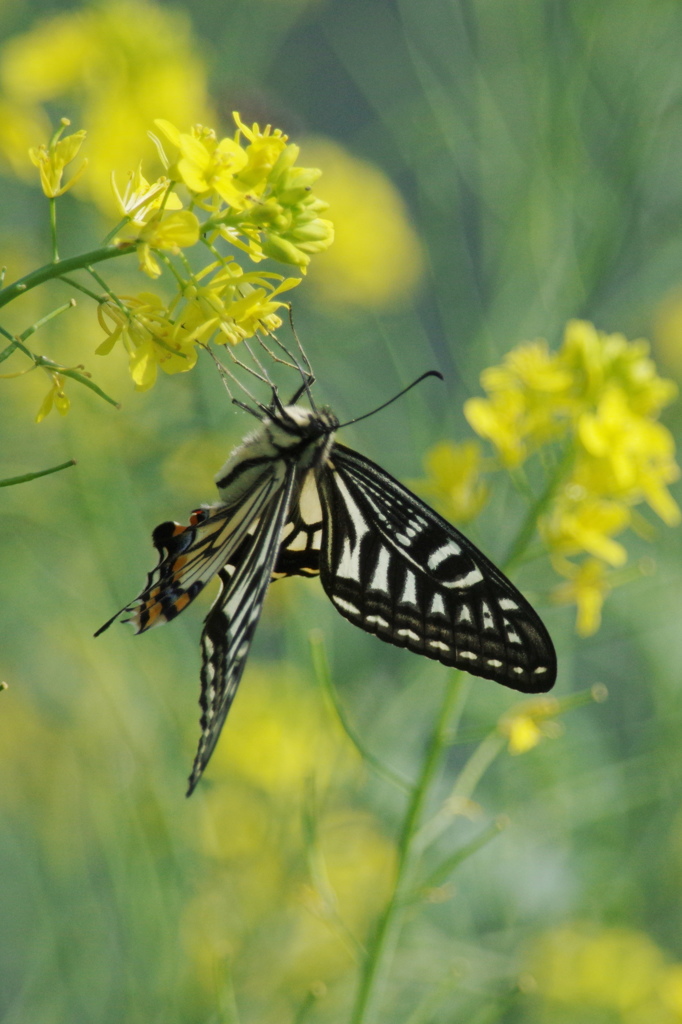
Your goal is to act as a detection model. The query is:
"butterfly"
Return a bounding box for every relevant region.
[97,381,556,794]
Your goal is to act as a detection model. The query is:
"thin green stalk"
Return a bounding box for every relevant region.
[0,242,135,311]
[415,816,508,893]
[19,300,76,342]
[101,216,130,246]
[49,197,58,261]
[58,275,105,303]
[503,444,574,572]
[308,631,413,794]
[0,459,76,487]
[85,265,125,309]
[415,732,505,851]
[350,671,466,1024]
[0,338,18,362]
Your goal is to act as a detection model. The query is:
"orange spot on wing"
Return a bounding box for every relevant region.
[146,603,164,627]
[172,524,188,536]
[173,593,190,613]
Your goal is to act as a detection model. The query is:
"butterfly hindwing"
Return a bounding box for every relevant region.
[188,465,297,794]
[317,443,556,693]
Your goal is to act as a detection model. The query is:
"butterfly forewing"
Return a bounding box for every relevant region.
[317,443,556,693]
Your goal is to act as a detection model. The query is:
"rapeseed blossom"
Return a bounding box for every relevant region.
[35,371,70,421]
[20,111,332,397]
[152,116,334,269]
[499,696,562,754]
[421,321,679,635]
[28,118,86,197]
[96,293,199,391]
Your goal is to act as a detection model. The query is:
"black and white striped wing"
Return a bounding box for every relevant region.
[188,465,297,794]
[317,443,556,693]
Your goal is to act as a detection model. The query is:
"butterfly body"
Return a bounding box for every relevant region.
[98,398,556,794]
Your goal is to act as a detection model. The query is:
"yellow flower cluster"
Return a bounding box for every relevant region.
[151,114,334,269]
[422,321,679,636]
[22,112,333,399]
[94,114,333,390]
[471,321,679,633]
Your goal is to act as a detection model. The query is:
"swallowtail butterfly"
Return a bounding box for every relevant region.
[97,384,556,794]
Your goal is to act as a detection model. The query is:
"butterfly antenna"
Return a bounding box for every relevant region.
[201,343,271,416]
[337,370,443,429]
[286,305,317,411]
[259,309,317,411]
[201,343,237,400]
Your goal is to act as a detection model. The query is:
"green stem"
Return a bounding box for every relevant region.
[0,459,76,487]
[416,816,507,893]
[0,243,135,311]
[308,631,413,794]
[502,444,574,572]
[84,265,127,312]
[350,671,465,1024]
[49,197,59,261]
[415,732,506,852]
[19,300,76,342]
[58,275,105,303]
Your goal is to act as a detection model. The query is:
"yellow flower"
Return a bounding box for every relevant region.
[181,264,298,346]
[542,495,630,566]
[154,119,249,207]
[111,163,182,219]
[576,387,681,525]
[28,119,87,197]
[413,440,488,522]
[499,697,561,754]
[96,292,198,391]
[481,338,572,397]
[551,557,613,636]
[465,340,577,467]
[464,389,529,467]
[561,318,678,416]
[233,111,289,191]
[35,371,70,421]
[117,209,200,279]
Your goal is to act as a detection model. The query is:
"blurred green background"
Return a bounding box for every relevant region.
[2,1,682,1022]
